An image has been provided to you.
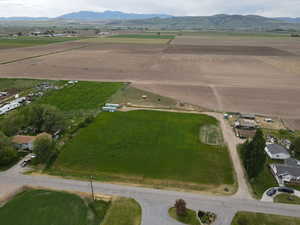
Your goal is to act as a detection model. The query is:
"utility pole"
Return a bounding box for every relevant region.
[90,176,95,201]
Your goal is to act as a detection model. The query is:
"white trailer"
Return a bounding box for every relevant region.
[105,103,121,108]
[102,106,117,112]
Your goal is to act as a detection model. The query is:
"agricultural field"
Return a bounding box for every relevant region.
[85,36,171,44]
[110,34,175,39]
[36,81,123,115]
[53,110,234,193]
[0,189,109,225]
[0,36,82,49]
[0,33,300,129]
[231,211,300,225]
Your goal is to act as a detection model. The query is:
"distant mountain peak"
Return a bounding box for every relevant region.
[58,10,173,20]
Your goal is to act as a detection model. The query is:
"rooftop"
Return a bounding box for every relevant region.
[273,164,300,178]
[266,144,290,156]
[12,132,52,144]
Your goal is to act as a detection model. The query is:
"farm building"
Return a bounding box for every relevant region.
[235,119,257,130]
[270,160,300,185]
[265,143,290,160]
[235,129,256,139]
[12,133,52,151]
[240,114,256,120]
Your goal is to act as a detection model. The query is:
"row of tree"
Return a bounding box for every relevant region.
[240,129,266,179]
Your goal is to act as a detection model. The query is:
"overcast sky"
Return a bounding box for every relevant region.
[0,0,299,18]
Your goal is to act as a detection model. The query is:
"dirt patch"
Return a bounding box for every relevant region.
[283,119,300,131]
[165,45,294,56]
[200,125,224,145]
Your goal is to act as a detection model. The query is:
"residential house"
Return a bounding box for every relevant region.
[270,159,300,185]
[265,144,291,160]
[235,119,257,130]
[12,133,52,151]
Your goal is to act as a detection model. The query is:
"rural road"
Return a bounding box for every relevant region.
[1,170,300,225]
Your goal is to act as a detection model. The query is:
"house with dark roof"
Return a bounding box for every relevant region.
[270,160,300,185]
[265,143,290,160]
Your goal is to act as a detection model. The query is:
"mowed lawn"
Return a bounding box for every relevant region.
[0,189,109,225]
[37,81,123,113]
[231,212,300,225]
[54,110,234,188]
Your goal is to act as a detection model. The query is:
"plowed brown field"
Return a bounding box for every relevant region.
[0,36,300,129]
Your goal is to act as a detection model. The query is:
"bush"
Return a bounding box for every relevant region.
[0,132,17,166]
[33,135,55,164]
[175,199,187,217]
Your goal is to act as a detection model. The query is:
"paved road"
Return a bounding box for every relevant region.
[1,171,300,225]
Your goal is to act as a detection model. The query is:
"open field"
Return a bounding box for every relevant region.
[85,37,171,44]
[111,34,175,39]
[0,189,109,225]
[0,35,300,128]
[53,110,234,192]
[37,81,123,113]
[0,36,83,50]
[231,211,300,225]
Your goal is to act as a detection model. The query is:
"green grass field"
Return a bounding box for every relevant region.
[37,81,123,114]
[169,207,200,225]
[231,212,300,225]
[0,36,82,49]
[53,110,234,192]
[102,197,141,225]
[274,194,300,205]
[110,34,175,39]
[0,189,109,225]
[0,78,45,92]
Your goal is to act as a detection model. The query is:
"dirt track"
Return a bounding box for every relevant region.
[0,37,300,128]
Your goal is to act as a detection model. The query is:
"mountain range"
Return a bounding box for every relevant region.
[0,11,300,31]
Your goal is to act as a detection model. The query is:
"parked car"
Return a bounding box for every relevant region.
[267,188,277,196]
[278,187,294,194]
[21,159,32,167]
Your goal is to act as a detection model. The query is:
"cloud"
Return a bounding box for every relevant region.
[0,0,299,18]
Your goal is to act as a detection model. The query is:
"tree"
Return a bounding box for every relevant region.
[32,135,55,164]
[174,199,187,216]
[291,137,300,159]
[241,129,266,179]
[0,132,17,167]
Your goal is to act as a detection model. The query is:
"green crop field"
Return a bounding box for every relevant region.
[110,34,175,39]
[0,189,109,225]
[0,78,45,92]
[53,110,234,192]
[0,36,83,49]
[37,81,124,113]
[231,212,300,225]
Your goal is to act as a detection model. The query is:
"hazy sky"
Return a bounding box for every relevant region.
[0,0,299,17]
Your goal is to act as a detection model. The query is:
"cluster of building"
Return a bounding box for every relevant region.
[265,139,300,186]
[233,114,257,139]
[102,103,121,112]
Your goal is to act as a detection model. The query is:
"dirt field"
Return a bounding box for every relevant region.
[0,36,300,129]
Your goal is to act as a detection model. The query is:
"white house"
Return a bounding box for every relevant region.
[265,144,290,160]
